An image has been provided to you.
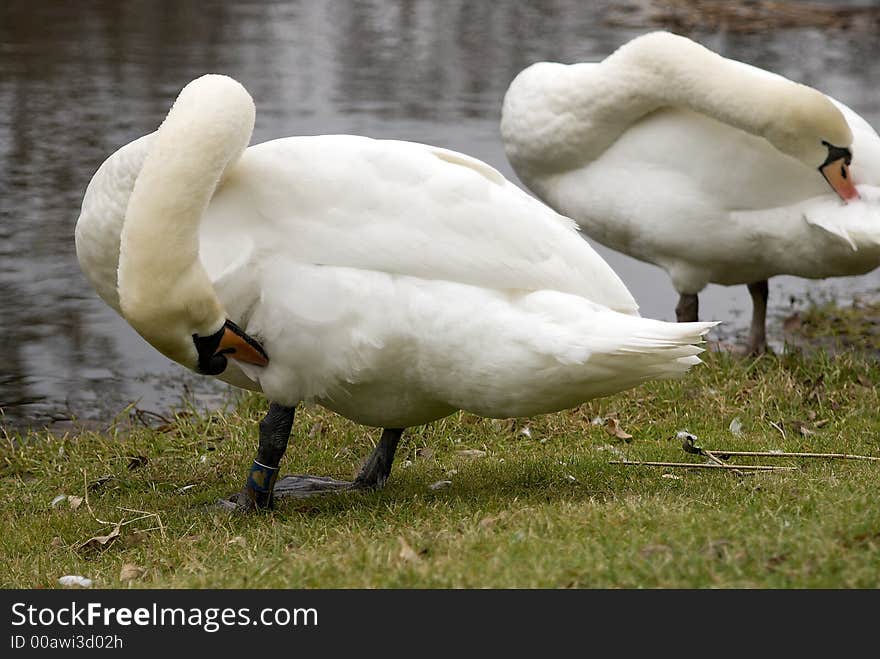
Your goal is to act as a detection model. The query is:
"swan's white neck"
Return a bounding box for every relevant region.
[117,74,256,365]
[501,31,852,178]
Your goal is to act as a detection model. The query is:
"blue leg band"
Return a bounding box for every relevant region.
[247,460,279,495]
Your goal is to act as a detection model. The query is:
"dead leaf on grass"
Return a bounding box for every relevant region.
[857,374,872,388]
[455,449,486,458]
[50,536,65,548]
[604,417,633,441]
[77,525,121,553]
[68,496,83,511]
[119,563,146,582]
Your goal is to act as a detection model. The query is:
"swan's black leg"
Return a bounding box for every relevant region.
[218,403,406,510]
[221,402,296,511]
[352,427,404,489]
[747,280,769,355]
[271,427,406,498]
[675,293,699,322]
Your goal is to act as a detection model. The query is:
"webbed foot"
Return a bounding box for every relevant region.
[273,474,355,497]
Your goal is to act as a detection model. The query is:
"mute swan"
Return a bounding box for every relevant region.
[75,74,715,510]
[501,31,880,355]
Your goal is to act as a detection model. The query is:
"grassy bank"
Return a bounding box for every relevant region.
[2,320,880,588]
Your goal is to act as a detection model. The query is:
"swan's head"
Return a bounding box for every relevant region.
[117,74,269,376]
[766,89,859,202]
[642,32,861,203]
[119,264,269,376]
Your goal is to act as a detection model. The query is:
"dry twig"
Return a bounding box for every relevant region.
[701,450,880,462]
[609,460,795,471]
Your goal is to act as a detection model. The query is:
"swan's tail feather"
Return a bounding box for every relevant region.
[468,300,719,418]
[586,317,719,377]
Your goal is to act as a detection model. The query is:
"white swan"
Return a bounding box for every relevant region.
[75,74,714,509]
[501,31,880,354]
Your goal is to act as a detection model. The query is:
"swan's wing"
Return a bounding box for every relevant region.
[802,184,880,251]
[204,135,639,314]
[75,134,153,314]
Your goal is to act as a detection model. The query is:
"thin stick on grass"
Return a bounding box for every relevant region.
[702,450,880,462]
[702,450,750,477]
[118,507,167,540]
[609,460,796,471]
[678,433,880,464]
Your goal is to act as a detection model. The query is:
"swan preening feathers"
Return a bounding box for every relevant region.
[75,73,713,509]
[502,31,880,354]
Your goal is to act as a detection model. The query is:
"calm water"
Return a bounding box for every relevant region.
[2,0,880,430]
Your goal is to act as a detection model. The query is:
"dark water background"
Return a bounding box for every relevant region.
[2,0,879,431]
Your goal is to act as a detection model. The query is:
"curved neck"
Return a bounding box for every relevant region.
[503,32,847,176]
[117,75,255,346]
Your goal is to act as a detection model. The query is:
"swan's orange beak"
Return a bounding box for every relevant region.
[194,319,268,375]
[820,157,860,203]
[218,321,269,367]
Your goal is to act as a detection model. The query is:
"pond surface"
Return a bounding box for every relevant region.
[2,0,879,430]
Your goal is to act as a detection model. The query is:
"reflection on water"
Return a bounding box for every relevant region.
[1,0,879,429]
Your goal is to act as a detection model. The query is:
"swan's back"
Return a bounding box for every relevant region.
[206,135,640,314]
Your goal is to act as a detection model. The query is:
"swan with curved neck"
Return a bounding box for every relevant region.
[76,73,715,510]
[501,31,879,353]
[116,75,268,376]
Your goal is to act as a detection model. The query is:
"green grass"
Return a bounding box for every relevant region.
[785,297,880,354]
[2,336,880,588]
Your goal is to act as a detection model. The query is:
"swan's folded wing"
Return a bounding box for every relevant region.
[802,185,880,251]
[206,135,639,315]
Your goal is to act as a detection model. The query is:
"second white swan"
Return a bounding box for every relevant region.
[501,31,880,354]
